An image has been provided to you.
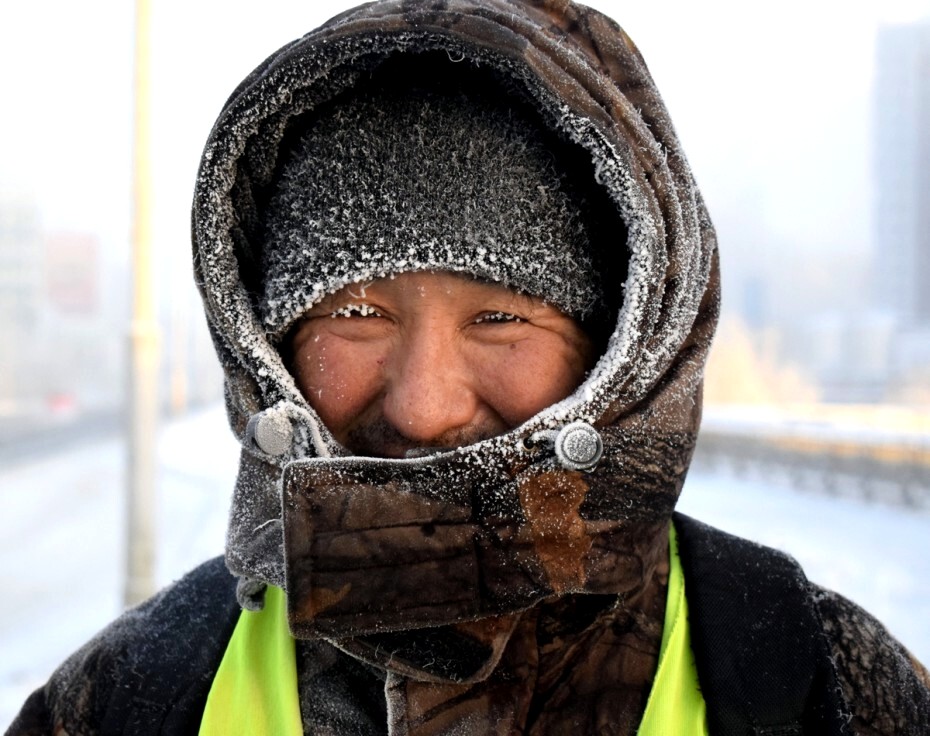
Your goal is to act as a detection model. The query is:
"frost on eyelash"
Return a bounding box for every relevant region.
[474,311,523,324]
[330,303,381,318]
[347,281,374,299]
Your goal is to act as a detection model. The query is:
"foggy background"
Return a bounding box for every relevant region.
[2,0,929,727]
[5,0,930,434]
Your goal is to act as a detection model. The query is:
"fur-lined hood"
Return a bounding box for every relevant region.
[192,0,718,664]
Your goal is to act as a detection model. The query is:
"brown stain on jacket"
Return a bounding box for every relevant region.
[517,470,591,594]
[299,582,352,619]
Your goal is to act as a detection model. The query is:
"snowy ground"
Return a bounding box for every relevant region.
[1,405,928,730]
[0,406,238,730]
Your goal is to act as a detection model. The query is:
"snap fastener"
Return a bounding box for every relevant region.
[554,421,603,471]
[247,411,293,457]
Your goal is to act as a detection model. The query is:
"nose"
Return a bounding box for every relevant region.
[381,324,479,445]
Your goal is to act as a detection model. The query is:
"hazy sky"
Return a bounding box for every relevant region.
[2,0,929,281]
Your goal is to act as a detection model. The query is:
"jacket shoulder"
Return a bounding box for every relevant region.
[674,513,930,736]
[813,585,930,736]
[673,513,850,734]
[5,556,240,736]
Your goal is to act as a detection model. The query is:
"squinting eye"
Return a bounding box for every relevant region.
[330,304,382,318]
[473,311,524,325]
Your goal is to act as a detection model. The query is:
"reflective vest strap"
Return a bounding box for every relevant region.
[199,585,302,736]
[637,523,709,735]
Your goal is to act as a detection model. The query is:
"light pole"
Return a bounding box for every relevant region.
[125,0,160,607]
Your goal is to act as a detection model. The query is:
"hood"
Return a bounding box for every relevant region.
[191,0,718,680]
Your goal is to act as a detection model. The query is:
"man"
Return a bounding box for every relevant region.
[8,1,929,734]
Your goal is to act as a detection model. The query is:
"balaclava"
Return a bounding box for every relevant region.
[260,70,612,341]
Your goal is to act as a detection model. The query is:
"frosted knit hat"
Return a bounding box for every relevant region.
[260,77,608,340]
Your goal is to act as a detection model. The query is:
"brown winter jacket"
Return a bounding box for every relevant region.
[8,1,930,734]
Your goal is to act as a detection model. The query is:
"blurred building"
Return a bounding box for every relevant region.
[874,20,930,326]
[0,201,43,422]
[872,20,930,396]
[41,232,123,415]
[0,194,222,451]
[0,197,125,446]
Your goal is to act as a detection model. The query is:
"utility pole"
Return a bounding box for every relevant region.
[169,271,188,416]
[125,0,159,607]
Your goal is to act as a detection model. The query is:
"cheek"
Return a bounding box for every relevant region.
[291,335,386,437]
[471,339,587,425]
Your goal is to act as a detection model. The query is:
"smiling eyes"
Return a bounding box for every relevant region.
[329,304,524,325]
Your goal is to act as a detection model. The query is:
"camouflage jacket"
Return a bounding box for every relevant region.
[7,514,930,736]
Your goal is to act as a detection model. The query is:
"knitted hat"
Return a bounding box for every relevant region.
[260,77,609,340]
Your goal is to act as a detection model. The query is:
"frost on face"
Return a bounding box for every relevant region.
[474,311,524,324]
[346,281,374,299]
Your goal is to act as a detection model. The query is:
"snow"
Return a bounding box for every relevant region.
[1,405,928,730]
[0,406,237,730]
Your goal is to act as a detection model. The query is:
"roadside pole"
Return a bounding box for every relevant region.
[125,0,159,607]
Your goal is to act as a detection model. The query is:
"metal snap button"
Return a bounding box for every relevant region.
[247,411,293,457]
[554,421,603,471]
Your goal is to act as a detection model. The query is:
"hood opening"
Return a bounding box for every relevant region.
[210,34,650,448]
[262,49,630,370]
[196,28,683,444]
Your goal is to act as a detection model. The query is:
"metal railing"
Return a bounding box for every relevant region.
[692,416,930,509]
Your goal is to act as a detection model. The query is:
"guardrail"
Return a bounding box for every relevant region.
[692,419,930,509]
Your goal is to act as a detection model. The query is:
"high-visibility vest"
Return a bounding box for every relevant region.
[199,584,301,735]
[200,526,707,735]
[638,524,708,734]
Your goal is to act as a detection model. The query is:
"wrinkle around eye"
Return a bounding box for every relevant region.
[303,308,394,343]
[465,318,537,347]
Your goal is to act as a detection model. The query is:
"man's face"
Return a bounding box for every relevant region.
[288,271,594,458]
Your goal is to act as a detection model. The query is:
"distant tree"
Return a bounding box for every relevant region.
[704,316,819,406]
[887,366,930,407]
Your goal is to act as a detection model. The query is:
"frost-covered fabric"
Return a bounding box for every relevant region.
[6,2,928,735]
[261,74,612,340]
[193,0,716,615]
[187,1,719,728]
[815,587,930,735]
[9,529,930,736]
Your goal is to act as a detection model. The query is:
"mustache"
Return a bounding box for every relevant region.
[344,416,503,459]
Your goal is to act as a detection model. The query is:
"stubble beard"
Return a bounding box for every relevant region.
[343,416,507,459]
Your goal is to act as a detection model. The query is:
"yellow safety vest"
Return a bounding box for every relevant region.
[200,526,707,735]
[199,584,301,735]
[637,524,708,735]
